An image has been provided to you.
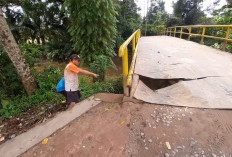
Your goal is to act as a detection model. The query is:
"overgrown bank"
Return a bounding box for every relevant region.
[0,45,123,119]
[0,68,123,119]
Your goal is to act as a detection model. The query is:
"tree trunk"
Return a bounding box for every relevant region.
[41,35,45,45]
[36,37,41,44]
[0,9,37,96]
[31,35,36,44]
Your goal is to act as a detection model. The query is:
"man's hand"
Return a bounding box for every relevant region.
[80,69,99,78]
[93,73,99,78]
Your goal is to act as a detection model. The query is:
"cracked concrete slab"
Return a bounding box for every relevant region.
[135,36,232,79]
[133,36,232,108]
[134,77,232,109]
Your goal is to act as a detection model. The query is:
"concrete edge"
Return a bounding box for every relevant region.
[94,93,124,103]
[122,96,143,103]
[93,93,142,104]
[0,96,102,157]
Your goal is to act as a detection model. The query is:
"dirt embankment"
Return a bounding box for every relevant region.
[21,99,232,157]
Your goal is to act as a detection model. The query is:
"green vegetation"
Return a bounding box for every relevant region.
[66,0,117,64]
[0,64,123,118]
[0,0,232,119]
[90,55,116,82]
[1,0,141,119]
[0,44,122,118]
[142,0,168,35]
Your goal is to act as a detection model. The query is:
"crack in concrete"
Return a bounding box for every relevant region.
[139,75,221,91]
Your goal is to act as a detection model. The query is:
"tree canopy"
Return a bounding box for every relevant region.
[65,0,117,64]
[173,0,204,25]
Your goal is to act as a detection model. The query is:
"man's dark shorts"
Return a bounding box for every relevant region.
[66,90,82,105]
[59,91,67,99]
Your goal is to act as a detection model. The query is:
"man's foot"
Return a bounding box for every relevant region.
[68,102,75,110]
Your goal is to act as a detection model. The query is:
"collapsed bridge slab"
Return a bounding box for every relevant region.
[133,36,232,109]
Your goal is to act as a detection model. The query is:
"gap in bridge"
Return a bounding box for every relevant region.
[138,75,221,91]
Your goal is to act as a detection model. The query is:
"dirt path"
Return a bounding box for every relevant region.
[20,101,232,157]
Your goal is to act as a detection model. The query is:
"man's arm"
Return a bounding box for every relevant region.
[79,69,99,78]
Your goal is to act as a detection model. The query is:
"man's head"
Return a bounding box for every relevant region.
[70,54,82,66]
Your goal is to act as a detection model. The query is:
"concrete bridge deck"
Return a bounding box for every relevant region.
[132,36,232,109]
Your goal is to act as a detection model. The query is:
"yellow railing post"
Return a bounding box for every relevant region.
[223,27,231,51]
[132,36,135,54]
[188,27,192,41]
[201,27,206,44]
[169,28,172,36]
[174,27,177,37]
[127,44,139,87]
[118,29,141,96]
[180,27,183,39]
[136,32,139,44]
[122,47,129,96]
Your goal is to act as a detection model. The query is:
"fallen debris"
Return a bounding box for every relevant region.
[105,104,114,111]
[141,132,145,137]
[148,139,153,143]
[120,121,125,125]
[0,103,67,145]
[42,138,48,145]
[166,142,171,150]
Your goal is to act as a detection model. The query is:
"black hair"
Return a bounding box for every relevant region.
[70,54,81,61]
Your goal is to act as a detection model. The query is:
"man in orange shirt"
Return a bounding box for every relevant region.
[64,54,98,109]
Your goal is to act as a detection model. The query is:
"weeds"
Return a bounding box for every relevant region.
[0,67,123,119]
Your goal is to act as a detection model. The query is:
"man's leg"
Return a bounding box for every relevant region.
[68,102,75,110]
[67,91,79,110]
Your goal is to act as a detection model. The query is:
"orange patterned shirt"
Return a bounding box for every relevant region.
[64,62,81,91]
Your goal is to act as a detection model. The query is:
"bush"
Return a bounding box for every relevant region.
[20,44,45,67]
[44,42,74,61]
[0,67,63,118]
[141,24,166,36]
[79,76,123,100]
[0,44,47,96]
[90,55,116,82]
[20,42,75,62]
[0,66,123,118]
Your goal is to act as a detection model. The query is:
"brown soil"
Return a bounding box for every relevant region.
[20,101,232,157]
[0,103,68,145]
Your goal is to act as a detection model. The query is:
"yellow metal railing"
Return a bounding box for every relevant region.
[166,25,232,51]
[118,29,141,96]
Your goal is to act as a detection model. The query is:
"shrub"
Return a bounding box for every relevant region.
[20,44,45,67]
[0,66,123,119]
[79,76,123,100]
[90,55,116,82]
[44,42,74,61]
[0,67,63,118]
